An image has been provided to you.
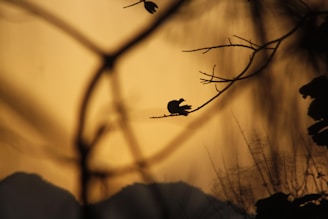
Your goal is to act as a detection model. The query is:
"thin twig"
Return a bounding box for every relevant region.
[123,0,143,9]
[151,10,327,119]
[232,113,272,195]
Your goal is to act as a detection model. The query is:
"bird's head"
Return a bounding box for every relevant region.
[179,98,185,102]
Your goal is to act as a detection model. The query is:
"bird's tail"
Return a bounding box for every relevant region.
[181,105,192,110]
[180,105,192,116]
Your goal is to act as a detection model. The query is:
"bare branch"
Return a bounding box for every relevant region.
[232,35,261,48]
[182,43,256,54]
[151,9,328,119]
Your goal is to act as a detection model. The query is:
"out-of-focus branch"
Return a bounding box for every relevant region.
[1,0,188,216]
[73,0,187,214]
[89,92,232,179]
[1,0,105,55]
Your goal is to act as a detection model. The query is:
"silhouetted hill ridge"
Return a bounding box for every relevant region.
[91,181,249,219]
[0,172,250,219]
[0,172,80,219]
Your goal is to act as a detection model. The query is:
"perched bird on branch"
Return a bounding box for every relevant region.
[167,98,192,116]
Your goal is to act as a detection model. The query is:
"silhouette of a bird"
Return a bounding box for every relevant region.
[167,98,192,116]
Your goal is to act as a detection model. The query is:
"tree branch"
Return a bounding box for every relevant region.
[150,9,328,119]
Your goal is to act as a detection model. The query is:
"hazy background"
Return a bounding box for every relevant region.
[1,0,327,213]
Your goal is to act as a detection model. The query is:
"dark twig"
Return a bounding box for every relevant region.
[232,113,272,195]
[123,0,143,9]
[205,146,230,201]
[151,9,328,119]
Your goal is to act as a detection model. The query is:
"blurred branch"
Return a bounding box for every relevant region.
[1,0,105,55]
[89,93,229,179]
[73,0,187,213]
[2,0,188,215]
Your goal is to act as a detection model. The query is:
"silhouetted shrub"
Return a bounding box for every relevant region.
[299,75,328,148]
[255,192,328,219]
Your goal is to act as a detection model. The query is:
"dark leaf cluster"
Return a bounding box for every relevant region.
[299,75,328,148]
[256,192,328,219]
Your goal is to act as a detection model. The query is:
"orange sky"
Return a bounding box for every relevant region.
[1,0,327,211]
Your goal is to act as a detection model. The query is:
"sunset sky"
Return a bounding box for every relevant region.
[1,0,327,211]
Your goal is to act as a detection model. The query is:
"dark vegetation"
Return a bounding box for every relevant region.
[0,172,251,219]
[300,75,328,148]
[250,74,328,219]
[256,192,328,219]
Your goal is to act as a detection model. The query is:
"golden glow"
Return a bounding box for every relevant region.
[0,1,327,212]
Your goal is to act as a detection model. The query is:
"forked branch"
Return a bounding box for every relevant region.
[151,8,328,119]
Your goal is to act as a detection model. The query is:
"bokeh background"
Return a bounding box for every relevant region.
[1,0,327,214]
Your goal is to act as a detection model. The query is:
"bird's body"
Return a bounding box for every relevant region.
[167,98,192,116]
